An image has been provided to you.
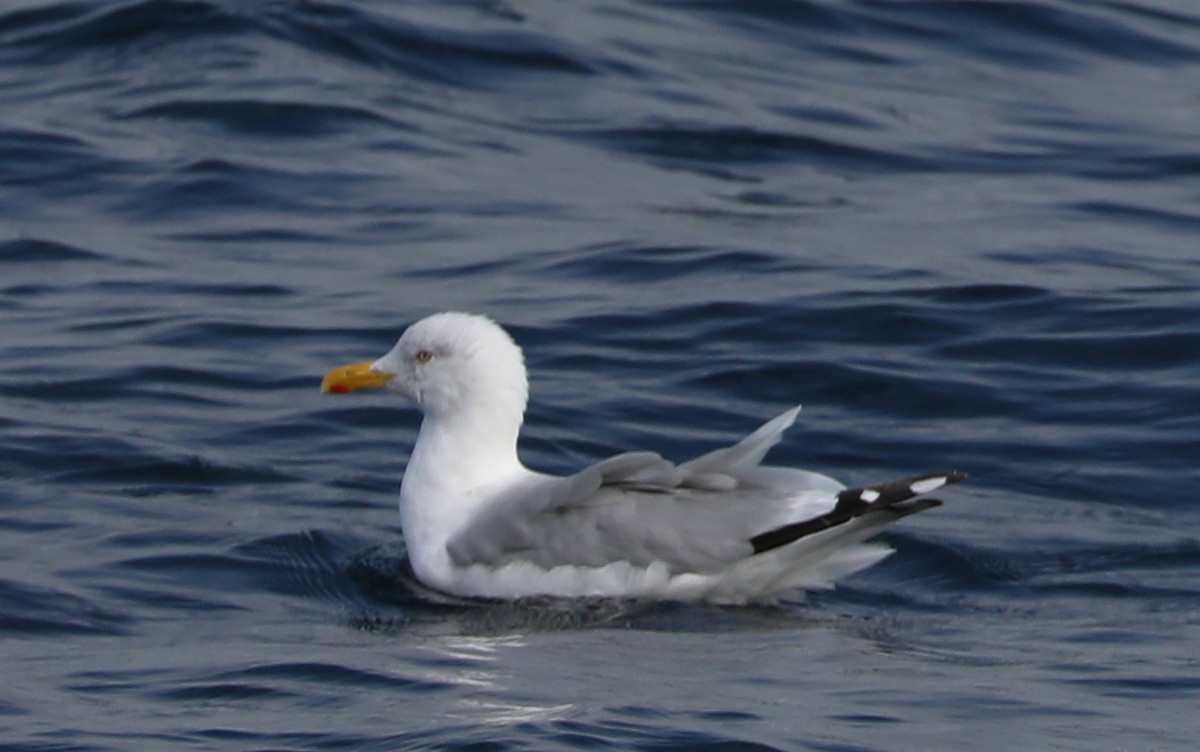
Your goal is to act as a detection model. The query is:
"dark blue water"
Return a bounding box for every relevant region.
[3,0,1199,749]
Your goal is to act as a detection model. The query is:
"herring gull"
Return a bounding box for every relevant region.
[321,312,965,604]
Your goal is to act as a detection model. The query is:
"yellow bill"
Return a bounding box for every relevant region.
[321,360,392,394]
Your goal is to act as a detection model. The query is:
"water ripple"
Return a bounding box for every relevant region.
[3,0,1199,749]
[0,578,132,637]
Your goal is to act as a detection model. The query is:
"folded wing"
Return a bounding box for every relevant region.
[445,405,963,575]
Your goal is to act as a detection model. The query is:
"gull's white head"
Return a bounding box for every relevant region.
[322,312,529,423]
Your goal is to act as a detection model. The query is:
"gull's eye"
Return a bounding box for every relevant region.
[414,349,434,364]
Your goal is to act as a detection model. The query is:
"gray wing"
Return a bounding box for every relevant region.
[445,405,964,574]
[445,406,833,572]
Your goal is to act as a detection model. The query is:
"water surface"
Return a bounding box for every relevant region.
[2,1,1198,750]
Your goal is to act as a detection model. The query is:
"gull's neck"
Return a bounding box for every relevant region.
[407,407,524,492]
[399,401,527,569]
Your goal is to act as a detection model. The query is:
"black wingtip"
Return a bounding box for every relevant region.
[870,470,967,503]
[748,470,965,555]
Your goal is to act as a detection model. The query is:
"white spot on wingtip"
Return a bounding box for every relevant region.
[911,476,947,494]
[860,489,881,503]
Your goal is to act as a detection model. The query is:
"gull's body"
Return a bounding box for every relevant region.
[322,312,964,604]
